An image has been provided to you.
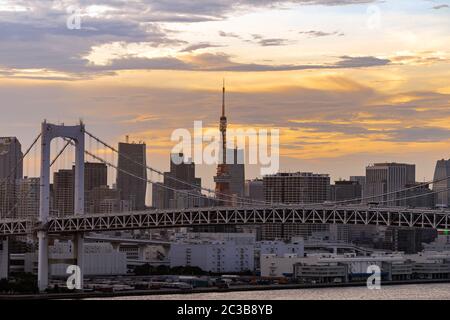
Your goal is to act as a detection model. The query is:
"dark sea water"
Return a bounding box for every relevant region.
[99,283,450,300]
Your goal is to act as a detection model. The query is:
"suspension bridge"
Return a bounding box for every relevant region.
[1,121,450,292]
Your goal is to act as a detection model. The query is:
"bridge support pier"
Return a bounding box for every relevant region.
[38,121,85,292]
[0,237,9,280]
[37,231,48,291]
[73,233,84,289]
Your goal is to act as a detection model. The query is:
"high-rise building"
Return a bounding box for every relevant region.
[433,159,450,207]
[16,177,40,219]
[263,172,330,204]
[87,186,130,214]
[0,137,23,181]
[365,163,415,206]
[152,153,205,209]
[53,169,74,216]
[0,137,23,217]
[245,178,264,203]
[329,180,362,202]
[81,162,108,212]
[261,172,330,241]
[227,148,245,198]
[151,182,166,209]
[116,141,147,210]
[83,162,107,192]
[350,176,366,200]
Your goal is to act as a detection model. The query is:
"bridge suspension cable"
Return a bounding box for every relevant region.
[0,133,41,188]
[69,138,258,207]
[85,130,271,206]
[2,135,71,219]
[86,129,450,208]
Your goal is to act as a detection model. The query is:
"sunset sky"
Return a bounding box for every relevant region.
[1,0,450,189]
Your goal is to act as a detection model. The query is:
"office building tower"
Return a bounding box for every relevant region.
[151,182,166,209]
[261,172,329,241]
[17,177,40,219]
[227,148,245,198]
[53,169,74,216]
[329,180,362,202]
[350,176,366,200]
[81,162,108,213]
[263,172,330,204]
[433,159,450,207]
[152,153,204,209]
[0,137,23,217]
[0,137,23,181]
[83,162,107,192]
[365,163,415,206]
[117,141,147,210]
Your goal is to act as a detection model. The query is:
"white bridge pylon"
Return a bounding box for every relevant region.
[38,121,85,292]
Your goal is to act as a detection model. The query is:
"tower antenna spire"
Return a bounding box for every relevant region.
[222,78,225,117]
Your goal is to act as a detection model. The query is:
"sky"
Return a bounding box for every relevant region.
[1,0,450,191]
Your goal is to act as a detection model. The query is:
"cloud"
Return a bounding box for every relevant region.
[179,42,224,53]
[0,0,380,78]
[432,4,449,9]
[97,52,391,73]
[251,34,292,46]
[218,31,241,38]
[299,30,344,37]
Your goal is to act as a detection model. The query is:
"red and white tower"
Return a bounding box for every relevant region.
[214,80,232,205]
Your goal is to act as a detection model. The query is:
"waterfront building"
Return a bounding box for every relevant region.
[169,241,254,273]
[10,241,127,276]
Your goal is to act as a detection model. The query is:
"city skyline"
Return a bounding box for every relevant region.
[0,0,450,189]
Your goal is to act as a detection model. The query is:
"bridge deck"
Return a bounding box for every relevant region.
[1,205,449,236]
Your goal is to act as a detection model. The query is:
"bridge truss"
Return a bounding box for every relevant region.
[1,205,449,236]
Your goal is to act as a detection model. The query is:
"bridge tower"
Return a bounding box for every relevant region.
[38,121,85,292]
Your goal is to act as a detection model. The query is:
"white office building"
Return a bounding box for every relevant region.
[170,241,254,273]
[11,241,127,276]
